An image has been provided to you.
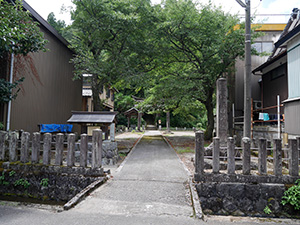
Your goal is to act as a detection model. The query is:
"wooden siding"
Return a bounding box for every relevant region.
[10,25,82,133]
[287,35,300,99]
[285,99,300,135]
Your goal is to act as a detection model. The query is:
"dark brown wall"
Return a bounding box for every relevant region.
[10,25,82,133]
[262,63,288,114]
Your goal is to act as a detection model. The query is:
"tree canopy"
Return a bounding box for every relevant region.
[69,0,251,139]
[0,0,47,57]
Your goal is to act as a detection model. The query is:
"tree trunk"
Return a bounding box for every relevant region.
[91,75,105,111]
[204,94,214,141]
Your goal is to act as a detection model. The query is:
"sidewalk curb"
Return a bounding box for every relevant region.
[63,177,107,210]
[162,135,203,220]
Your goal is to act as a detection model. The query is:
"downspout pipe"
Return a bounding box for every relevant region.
[6,53,14,131]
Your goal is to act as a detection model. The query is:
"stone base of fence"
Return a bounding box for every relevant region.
[196,182,298,217]
[1,162,104,177]
[0,166,106,203]
[194,173,300,185]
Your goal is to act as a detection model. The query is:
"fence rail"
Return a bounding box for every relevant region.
[195,131,300,184]
[0,129,103,169]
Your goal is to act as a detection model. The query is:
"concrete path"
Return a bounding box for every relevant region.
[1,131,300,224]
[72,130,193,218]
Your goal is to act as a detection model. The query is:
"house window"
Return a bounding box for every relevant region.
[271,64,285,80]
[252,42,273,54]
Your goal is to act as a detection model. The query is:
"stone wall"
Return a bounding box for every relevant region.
[196,182,298,218]
[0,163,105,203]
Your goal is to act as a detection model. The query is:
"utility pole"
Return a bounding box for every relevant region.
[236,0,252,138]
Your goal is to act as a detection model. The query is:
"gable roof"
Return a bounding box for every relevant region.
[67,111,118,124]
[253,8,300,74]
[21,0,70,47]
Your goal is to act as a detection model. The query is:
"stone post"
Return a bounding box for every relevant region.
[195,131,205,176]
[213,137,220,173]
[273,138,282,176]
[55,133,64,166]
[80,134,88,167]
[92,129,102,168]
[67,134,76,167]
[110,123,116,142]
[289,139,299,176]
[166,111,171,133]
[258,138,267,175]
[216,78,228,146]
[242,137,251,175]
[137,112,141,131]
[0,131,6,161]
[20,132,30,163]
[9,132,17,162]
[43,133,52,165]
[227,137,235,174]
[32,132,40,163]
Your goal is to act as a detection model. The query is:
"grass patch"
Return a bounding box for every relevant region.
[176,147,195,154]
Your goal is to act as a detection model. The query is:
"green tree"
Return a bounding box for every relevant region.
[149,0,246,140]
[70,0,156,111]
[0,0,47,104]
[47,12,66,34]
[47,12,73,41]
[0,0,47,56]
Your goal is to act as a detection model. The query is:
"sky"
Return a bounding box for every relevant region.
[24,0,300,24]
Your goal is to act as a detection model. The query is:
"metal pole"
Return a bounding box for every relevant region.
[6,53,14,131]
[243,0,252,138]
[277,95,280,139]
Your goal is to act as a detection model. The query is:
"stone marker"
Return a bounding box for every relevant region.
[216,78,228,146]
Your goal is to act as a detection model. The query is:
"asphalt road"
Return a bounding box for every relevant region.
[1,131,299,225]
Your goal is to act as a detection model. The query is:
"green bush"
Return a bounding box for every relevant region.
[282,179,300,210]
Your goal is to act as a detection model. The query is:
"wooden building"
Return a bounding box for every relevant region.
[253,8,300,136]
[0,1,82,133]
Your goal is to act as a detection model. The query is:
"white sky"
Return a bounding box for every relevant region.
[25,0,300,24]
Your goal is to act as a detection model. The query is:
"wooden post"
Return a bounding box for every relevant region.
[289,139,299,176]
[0,131,6,161]
[213,137,220,173]
[80,134,88,167]
[273,138,282,176]
[227,137,235,174]
[55,133,64,166]
[258,138,267,175]
[43,133,52,165]
[242,137,251,175]
[9,132,17,162]
[195,131,205,175]
[32,132,40,163]
[92,129,102,168]
[67,134,76,167]
[20,132,30,163]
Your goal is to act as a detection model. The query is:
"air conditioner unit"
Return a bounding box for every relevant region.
[253,101,262,110]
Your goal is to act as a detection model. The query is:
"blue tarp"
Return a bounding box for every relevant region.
[40,124,73,133]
